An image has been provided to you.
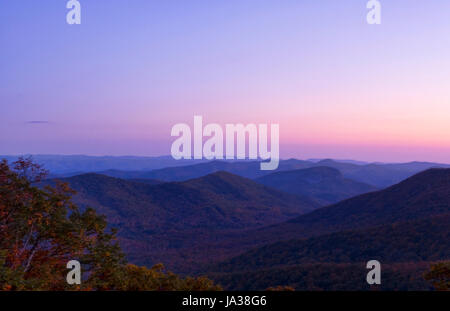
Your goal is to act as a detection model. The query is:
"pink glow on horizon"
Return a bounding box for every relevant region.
[2,1,450,163]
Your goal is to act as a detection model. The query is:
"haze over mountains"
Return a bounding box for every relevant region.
[4,155,450,188]
[1,155,207,174]
[88,158,450,188]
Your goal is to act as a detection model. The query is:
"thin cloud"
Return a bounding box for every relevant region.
[26,121,51,124]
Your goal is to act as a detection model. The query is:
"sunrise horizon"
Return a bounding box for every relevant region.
[2,1,450,163]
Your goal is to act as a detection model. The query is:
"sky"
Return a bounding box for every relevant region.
[1,0,450,162]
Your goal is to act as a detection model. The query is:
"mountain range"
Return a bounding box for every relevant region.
[42,171,320,270]
[99,158,450,188]
[6,154,449,189]
[20,154,450,290]
[46,172,318,233]
[2,155,207,174]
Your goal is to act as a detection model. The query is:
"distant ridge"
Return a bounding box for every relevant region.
[99,159,450,188]
[1,155,207,174]
[307,158,370,165]
[4,155,449,188]
[255,166,377,205]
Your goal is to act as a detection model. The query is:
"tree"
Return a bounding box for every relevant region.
[119,264,221,291]
[424,262,450,291]
[0,157,220,291]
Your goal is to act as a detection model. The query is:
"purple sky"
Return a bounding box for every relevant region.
[1,1,450,162]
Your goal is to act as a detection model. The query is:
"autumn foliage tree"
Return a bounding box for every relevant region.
[0,157,220,291]
[424,262,450,291]
[118,264,221,291]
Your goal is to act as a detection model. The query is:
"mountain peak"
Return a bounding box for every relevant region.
[255,166,375,205]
